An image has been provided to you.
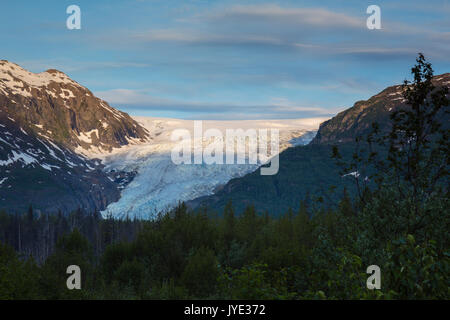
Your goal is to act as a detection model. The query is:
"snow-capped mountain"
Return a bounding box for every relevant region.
[99,117,326,219]
[0,60,149,153]
[0,60,148,213]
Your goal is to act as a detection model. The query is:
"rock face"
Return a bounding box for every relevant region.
[311,73,450,145]
[0,60,149,214]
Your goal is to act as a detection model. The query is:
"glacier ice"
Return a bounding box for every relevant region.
[97,117,324,219]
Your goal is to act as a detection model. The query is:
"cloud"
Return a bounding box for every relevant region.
[134,29,289,47]
[95,88,334,120]
[202,4,363,29]
[333,46,420,61]
[134,4,364,49]
[128,3,450,62]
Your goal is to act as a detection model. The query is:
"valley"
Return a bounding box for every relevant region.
[1,60,448,220]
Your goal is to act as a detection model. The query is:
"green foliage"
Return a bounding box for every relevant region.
[0,242,40,299]
[218,263,296,300]
[114,258,147,294]
[39,229,94,299]
[181,247,219,298]
[383,236,449,299]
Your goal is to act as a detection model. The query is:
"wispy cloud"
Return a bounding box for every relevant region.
[134,4,364,48]
[134,29,289,47]
[95,88,334,120]
[199,4,364,28]
[129,3,449,60]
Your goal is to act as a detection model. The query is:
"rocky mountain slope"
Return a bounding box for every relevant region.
[0,60,149,214]
[0,60,149,153]
[311,73,450,145]
[189,73,450,215]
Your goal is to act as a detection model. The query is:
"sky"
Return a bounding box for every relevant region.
[1,0,449,120]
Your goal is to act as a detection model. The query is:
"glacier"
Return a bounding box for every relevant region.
[97,117,326,219]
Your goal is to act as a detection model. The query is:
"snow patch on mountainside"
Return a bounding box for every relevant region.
[0,60,82,90]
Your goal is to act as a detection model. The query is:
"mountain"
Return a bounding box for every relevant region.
[189,73,450,215]
[312,73,450,145]
[0,60,149,214]
[0,60,148,153]
[187,143,355,215]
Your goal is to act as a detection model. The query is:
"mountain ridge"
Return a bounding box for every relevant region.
[311,73,450,145]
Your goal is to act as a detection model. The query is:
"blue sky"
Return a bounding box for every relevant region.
[1,0,449,119]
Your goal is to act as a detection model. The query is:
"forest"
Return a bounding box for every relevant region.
[0,55,448,300]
